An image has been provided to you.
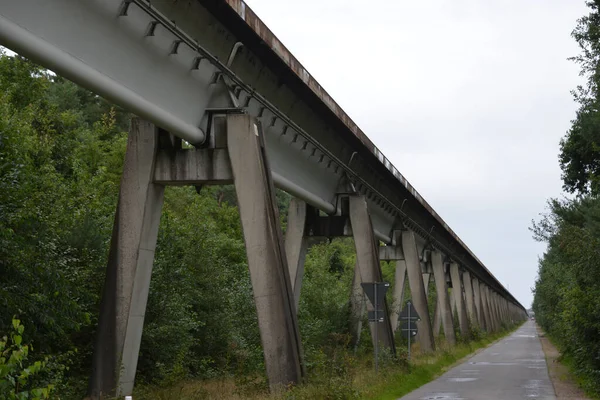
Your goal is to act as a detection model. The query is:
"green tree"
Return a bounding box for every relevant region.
[560,1,600,195]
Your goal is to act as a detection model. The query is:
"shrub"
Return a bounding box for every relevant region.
[0,318,54,399]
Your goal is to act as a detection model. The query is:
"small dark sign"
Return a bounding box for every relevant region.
[399,320,418,339]
[361,282,390,309]
[399,300,420,320]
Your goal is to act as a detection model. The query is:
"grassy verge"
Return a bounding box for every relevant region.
[134,325,521,400]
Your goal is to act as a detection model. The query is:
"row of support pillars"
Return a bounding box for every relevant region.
[87,115,528,399]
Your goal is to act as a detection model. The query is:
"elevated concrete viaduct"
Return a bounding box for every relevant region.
[0,0,528,397]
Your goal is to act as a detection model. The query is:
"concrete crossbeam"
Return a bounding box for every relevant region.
[154,148,233,185]
[379,246,405,261]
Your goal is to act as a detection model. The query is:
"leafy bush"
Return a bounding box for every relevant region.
[0,319,54,399]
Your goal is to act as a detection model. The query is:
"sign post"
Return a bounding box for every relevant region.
[399,300,420,360]
[361,282,390,373]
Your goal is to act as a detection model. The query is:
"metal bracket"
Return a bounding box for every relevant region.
[203,107,246,149]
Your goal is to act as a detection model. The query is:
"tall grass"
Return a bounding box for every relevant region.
[134,325,521,400]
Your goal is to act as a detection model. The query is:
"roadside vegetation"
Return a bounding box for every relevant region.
[133,327,518,400]
[532,1,600,397]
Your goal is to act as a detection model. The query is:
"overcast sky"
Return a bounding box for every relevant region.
[245,0,588,308]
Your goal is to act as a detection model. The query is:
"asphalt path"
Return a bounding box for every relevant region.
[398,320,555,400]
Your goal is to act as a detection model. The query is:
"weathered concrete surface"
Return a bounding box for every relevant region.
[402,230,435,352]
[463,270,478,330]
[450,263,470,339]
[432,251,456,345]
[228,114,303,390]
[390,260,407,332]
[349,195,395,353]
[472,277,486,330]
[285,198,309,311]
[89,119,164,398]
[398,320,556,400]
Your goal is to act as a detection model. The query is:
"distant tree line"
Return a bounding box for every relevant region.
[532,1,600,395]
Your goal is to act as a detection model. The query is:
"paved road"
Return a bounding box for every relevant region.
[398,320,555,400]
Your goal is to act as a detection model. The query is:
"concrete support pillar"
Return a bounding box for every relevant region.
[349,195,395,353]
[488,291,497,330]
[390,260,407,331]
[423,273,432,293]
[285,198,309,311]
[491,292,501,330]
[431,251,456,346]
[228,114,303,390]
[472,277,485,330]
[450,287,457,318]
[462,270,478,329]
[381,231,407,333]
[449,263,470,339]
[350,262,366,347]
[480,284,493,332]
[402,230,435,352]
[432,297,442,336]
[499,297,506,325]
[485,287,496,332]
[89,119,165,399]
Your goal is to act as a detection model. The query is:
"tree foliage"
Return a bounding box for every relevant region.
[533,2,600,395]
[561,1,600,195]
